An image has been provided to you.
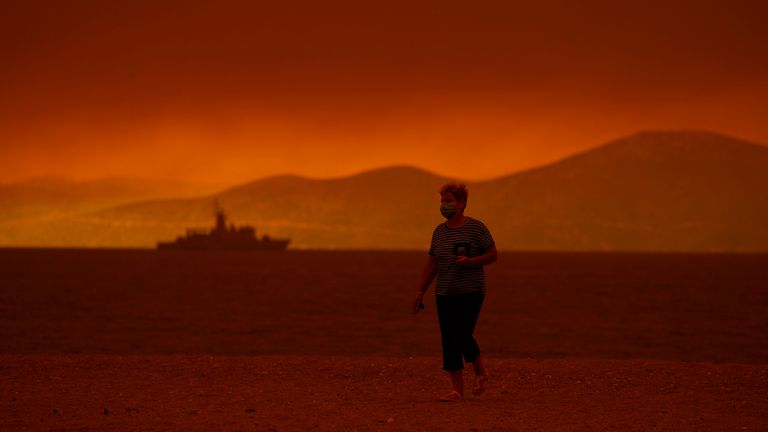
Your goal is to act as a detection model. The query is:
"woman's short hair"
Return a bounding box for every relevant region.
[440,182,468,205]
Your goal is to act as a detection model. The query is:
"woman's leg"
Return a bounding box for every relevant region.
[448,370,463,396]
[436,295,465,398]
[460,292,484,365]
[460,293,488,395]
[472,354,486,376]
[437,295,465,372]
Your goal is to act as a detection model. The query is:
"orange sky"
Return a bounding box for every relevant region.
[1,1,767,185]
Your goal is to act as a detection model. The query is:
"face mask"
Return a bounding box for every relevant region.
[440,202,457,219]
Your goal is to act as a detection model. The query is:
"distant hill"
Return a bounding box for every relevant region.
[0,177,224,220]
[0,178,225,246]
[2,131,767,251]
[66,166,454,249]
[470,131,768,251]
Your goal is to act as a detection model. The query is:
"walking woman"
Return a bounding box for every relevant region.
[412,182,498,402]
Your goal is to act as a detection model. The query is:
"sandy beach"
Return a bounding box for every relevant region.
[3,354,767,431]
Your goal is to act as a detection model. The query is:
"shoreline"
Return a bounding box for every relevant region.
[3,247,768,255]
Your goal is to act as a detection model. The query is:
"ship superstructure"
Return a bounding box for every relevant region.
[157,207,289,250]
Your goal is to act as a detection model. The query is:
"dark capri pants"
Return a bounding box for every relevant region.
[436,291,485,372]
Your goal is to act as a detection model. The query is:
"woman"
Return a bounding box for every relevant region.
[412,182,498,402]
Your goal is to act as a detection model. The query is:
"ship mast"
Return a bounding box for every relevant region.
[213,199,226,233]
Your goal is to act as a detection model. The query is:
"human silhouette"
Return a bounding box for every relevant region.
[412,182,498,402]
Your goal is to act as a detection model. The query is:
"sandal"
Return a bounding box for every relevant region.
[439,390,463,402]
[472,374,488,396]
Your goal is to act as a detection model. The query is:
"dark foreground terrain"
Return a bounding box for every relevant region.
[1,249,766,430]
[2,355,766,431]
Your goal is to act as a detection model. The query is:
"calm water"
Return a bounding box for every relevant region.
[1,249,766,362]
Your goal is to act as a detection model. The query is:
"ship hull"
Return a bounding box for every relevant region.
[157,239,290,251]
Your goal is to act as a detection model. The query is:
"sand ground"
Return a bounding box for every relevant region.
[2,354,767,431]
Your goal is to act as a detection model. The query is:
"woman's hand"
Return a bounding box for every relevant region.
[453,255,475,266]
[454,247,498,266]
[412,292,425,314]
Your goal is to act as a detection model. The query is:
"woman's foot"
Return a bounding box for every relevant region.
[472,374,488,396]
[439,390,464,402]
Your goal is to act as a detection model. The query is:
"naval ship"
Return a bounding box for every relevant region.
[157,207,290,250]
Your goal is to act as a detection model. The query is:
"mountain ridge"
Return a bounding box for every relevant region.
[5,130,765,191]
[2,130,767,251]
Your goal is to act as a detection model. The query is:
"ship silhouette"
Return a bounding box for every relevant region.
[157,205,290,250]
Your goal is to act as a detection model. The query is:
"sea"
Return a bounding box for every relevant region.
[1,248,766,363]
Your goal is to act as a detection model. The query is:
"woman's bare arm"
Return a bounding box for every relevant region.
[418,255,438,293]
[412,255,437,314]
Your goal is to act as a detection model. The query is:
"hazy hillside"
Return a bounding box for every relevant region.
[0,178,225,246]
[470,131,768,251]
[2,131,767,251]
[0,177,224,220]
[73,167,453,249]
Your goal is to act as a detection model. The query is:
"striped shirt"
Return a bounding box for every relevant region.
[428,216,495,295]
